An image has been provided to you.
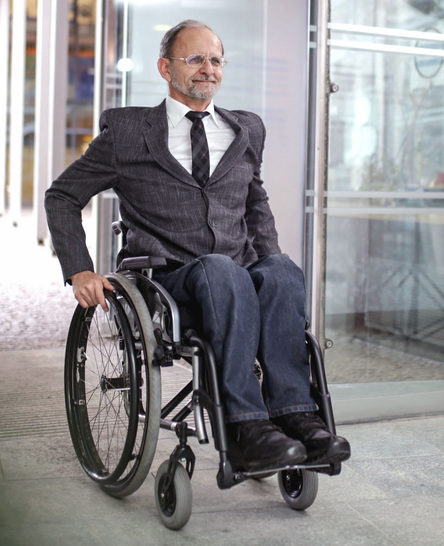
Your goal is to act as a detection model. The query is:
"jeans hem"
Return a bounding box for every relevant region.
[268,404,318,418]
[225,411,270,424]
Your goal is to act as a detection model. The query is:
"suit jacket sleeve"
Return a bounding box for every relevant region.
[45,110,118,282]
[242,113,281,257]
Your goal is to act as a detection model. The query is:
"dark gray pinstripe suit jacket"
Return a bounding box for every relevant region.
[45,100,281,282]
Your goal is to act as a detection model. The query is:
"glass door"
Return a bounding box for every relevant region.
[95,0,311,284]
[315,1,444,420]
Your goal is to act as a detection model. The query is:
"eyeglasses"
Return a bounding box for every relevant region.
[167,54,228,69]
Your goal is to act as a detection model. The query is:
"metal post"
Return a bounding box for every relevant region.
[94,0,125,275]
[0,0,10,216]
[33,0,68,244]
[89,0,105,268]
[33,0,52,243]
[308,0,330,343]
[8,0,26,225]
[48,1,69,188]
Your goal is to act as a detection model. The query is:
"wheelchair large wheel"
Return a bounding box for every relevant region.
[155,461,192,531]
[65,272,161,498]
[278,468,318,510]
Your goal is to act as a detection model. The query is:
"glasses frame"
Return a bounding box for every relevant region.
[167,54,228,69]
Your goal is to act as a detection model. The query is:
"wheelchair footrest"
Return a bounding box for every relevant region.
[217,460,340,489]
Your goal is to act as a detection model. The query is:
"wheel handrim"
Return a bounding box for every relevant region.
[67,294,140,484]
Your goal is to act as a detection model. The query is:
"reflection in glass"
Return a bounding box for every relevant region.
[325,2,444,383]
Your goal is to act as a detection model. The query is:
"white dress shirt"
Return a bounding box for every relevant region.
[165,95,236,177]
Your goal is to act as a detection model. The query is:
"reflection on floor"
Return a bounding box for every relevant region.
[325,329,443,384]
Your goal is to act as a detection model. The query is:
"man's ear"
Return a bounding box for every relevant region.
[158,57,172,82]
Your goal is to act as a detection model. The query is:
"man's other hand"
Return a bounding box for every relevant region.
[71,271,114,312]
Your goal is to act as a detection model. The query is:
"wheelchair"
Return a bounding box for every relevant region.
[64,226,343,530]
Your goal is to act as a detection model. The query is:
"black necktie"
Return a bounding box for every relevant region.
[185,111,210,187]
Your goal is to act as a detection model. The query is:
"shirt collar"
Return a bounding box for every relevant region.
[166,95,219,127]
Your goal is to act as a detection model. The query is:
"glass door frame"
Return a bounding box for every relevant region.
[306,0,444,422]
[305,0,331,348]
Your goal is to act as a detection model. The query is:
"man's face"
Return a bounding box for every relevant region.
[162,27,224,107]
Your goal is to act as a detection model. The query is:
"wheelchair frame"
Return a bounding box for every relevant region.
[64,254,342,530]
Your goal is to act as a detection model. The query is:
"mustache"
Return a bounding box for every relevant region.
[192,77,218,83]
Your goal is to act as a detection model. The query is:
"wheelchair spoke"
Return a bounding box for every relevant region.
[65,273,160,496]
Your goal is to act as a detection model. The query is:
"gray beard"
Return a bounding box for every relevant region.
[171,71,219,100]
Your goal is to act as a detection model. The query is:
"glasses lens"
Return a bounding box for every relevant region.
[185,55,226,68]
[210,57,224,67]
[186,54,206,67]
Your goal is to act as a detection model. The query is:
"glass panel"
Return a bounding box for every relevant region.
[67,0,96,163]
[125,1,267,113]
[99,0,310,274]
[102,2,127,110]
[23,0,37,206]
[326,2,444,385]
[332,0,442,28]
[20,0,96,206]
[325,213,444,382]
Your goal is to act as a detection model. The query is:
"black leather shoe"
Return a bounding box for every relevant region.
[226,419,307,472]
[272,412,351,463]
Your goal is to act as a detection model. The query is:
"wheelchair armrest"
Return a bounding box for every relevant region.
[117,256,168,272]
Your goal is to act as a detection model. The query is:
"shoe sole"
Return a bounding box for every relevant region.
[228,447,307,473]
[308,438,351,464]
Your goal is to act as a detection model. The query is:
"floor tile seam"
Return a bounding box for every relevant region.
[344,451,443,463]
[0,432,70,440]
[346,502,401,545]
[416,441,444,455]
[348,492,444,511]
[0,428,69,436]
[0,347,67,354]
[336,415,444,428]
[0,413,65,420]
[179,503,298,518]
[0,422,67,429]
[0,391,63,396]
[0,401,65,408]
[0,433,72,442]
[0,414,65,421]
[0,433,69,441]
[338,465,391,498]
[343,457,444,485]
[0,407,65,414]
[0,474,91,485]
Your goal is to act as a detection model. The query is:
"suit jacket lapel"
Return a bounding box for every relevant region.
[208,107,249,185]
[141,101,249,187]
[142,100,198,187]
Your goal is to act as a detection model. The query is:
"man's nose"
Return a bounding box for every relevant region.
[200,58,215,73]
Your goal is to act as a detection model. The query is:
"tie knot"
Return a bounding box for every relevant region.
[186,111,210,122]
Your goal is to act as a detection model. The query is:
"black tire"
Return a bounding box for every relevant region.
[278,468,318,510]
[65,273,161,497]
[155,461,192,531]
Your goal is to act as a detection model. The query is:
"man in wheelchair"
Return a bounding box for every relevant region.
[45,19,350,473]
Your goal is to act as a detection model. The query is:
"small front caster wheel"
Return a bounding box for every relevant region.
[155,461,192,530]
[278,468,318,510]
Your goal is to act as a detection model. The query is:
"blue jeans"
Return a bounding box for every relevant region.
[153,254,317,423]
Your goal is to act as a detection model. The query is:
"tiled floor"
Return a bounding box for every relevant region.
[0,345,443,545]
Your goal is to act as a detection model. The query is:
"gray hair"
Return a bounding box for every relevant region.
[159,20,224,58]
